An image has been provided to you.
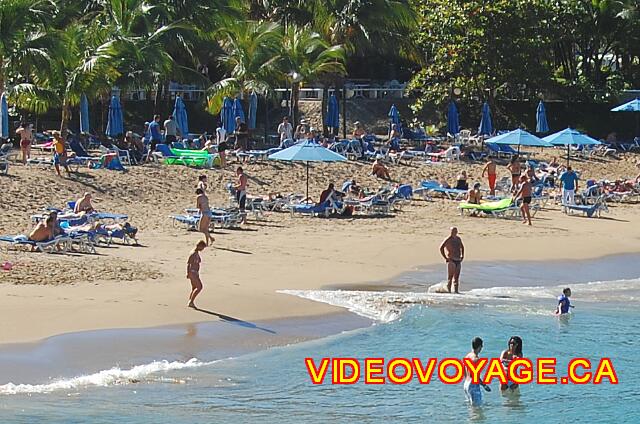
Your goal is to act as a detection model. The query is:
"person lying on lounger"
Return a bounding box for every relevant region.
[74,192,95,214]
[29,216,55,242]
[372,159,391,181]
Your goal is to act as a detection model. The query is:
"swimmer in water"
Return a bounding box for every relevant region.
[555,288,574,315]
[463,337,491,406]
[500,336,523,391]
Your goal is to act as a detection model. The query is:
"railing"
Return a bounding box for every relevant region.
[273,87,407,100]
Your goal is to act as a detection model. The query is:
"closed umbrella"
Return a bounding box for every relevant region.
[326,94,339,133]
[447,101,460,136]
[486,128,552,154]
[233,97,245,123]
[0,92,8,139]
[173,96,189,137]
[248,92,258,130]
[388,104,401,133]
[220,97,234,134]
[536,100,550,134]
[543,127,601,166]
[80,94,90,134]
[611,98,640,136]
[268,140,347,200]
[478,102,493,136]
[105,95,124,138]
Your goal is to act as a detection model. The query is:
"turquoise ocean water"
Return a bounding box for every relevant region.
[1,276,639,423]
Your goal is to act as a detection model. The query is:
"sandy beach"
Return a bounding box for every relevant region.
[1,153,640,344]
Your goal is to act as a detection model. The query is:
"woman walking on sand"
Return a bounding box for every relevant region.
[186,240,208,308]
[196,188,214,245]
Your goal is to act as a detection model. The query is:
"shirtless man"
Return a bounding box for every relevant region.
[29,216,55,242]
[439,227,465,293]
[16,122,34,164]
[506,156,521,191]
[464,337,491,406]
[372,159,391,181]
[513,175,532,225]
[196,188,214,246]
[482,158,497,195]
[74,193,95,214]
[234,166,248,212]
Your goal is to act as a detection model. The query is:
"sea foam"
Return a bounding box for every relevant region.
[0,358,218,395]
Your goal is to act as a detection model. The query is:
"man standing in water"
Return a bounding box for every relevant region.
[439,227,464,293]
[464,337,491,406]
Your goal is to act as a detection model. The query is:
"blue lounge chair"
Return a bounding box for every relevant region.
[0,235,70,253]
[565,196,608,218]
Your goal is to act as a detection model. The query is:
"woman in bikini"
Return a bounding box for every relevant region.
[196,188,214,245]
[500,336,523,391]
[506,156,521,191]
[186,240,207,308]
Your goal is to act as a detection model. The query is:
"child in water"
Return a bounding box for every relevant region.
[555,288,574,315]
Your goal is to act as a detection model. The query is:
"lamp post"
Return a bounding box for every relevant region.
[288,71,302,126]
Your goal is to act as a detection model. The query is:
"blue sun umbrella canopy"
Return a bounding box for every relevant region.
[220,97,234,134]
[486,129,552,148]
[269,140,347,200]
[105,95,124,138]
[447,101,460,136]
[536,100,550,134]
[0,92,8,139]
[173,96,189,136]
[611,98,640,112]
[542,128,601,146]
[478,102,493,136]
[80,94,90,134]
[326,94,339,130]
[248,92,258,130]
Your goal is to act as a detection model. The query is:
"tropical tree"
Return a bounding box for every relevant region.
[206,20,282,113]
[0,0,58,92]
[281,25,346,126]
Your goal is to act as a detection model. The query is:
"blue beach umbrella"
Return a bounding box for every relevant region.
[486,128,552,154]
[269,140,347,200]
[326,94,339,131]
[478,102,493,136]
[105,95,124,138]
[611,98,640,136]
[388,104,401,133]
[80,94,90,134]
[447,101,460,136]
[173,96,189,137]
[233,97,245,124]
[536,100,550,134]
[220,97,234,134]
[0,92,8,139]
[248,92,258,130]
[543,127,601,165]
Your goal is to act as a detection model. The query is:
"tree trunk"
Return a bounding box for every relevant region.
[0,55,4,93]
[321,87,328,136]
[292,82,300,127]
[60,98,72,133]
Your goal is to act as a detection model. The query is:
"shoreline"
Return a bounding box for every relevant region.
[2,251,640,385]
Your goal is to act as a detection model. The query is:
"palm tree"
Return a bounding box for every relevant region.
[207,20,282,113]
[0,0,58,92]
[281,25,346,126]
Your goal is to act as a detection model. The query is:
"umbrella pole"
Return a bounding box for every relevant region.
[306,161,309,201]
[567,144,570,167]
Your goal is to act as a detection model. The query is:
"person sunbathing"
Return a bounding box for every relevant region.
[74,192,95,214]
[318,183,336,206]
[372,159,391,181]
[349,179,364,197]
[454,171,469,190]
[467,183,482,204]
[29,216,55,242]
